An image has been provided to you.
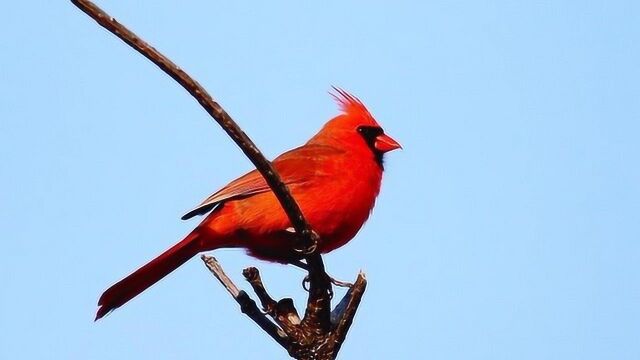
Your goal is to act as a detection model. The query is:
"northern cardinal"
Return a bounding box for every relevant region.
[95,89,400,320]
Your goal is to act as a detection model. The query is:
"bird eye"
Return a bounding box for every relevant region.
[357,126,384,152]
[357,125,383,139]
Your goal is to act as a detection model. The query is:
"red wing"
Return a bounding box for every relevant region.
[181,144,343,220]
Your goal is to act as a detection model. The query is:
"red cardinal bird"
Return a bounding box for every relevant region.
[95,88,401,320]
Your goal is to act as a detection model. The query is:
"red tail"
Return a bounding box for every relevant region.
[95,231,202,320]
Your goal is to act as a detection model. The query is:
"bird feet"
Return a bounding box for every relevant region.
[328,277,354,288]
[288,228,319,255]
[291,260,352,298]
[302,274,353,295]
[297,241,317,255]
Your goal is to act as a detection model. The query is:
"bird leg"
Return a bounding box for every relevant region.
[287,227,319,255]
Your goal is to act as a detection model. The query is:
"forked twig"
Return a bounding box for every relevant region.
[201,255,289,348]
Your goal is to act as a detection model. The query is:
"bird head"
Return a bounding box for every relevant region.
[309,87,401,165]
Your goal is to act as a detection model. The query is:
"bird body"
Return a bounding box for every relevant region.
[96,89,400,320]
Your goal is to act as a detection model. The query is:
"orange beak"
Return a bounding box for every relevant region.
[374,133,402,153]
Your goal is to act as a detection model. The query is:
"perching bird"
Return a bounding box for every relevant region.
[95,88,401,320]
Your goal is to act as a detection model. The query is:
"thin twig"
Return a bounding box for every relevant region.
[243,267,303,337]
[71,0,330,322]
[242,267,278,314]
[72,1,368,358]
[201,255,290,348]
[202,255,241,297]
[330,273,368,353]
[71,0,332,336]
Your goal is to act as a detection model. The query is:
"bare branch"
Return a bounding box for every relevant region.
[72,1,368,358]
[201,256,290,348]
[242,267,303,337]
[202,255,241,298]
[242,267,278,315]
[330,273,368,352]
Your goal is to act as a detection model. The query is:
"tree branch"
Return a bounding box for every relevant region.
[72,1,367,358]
[201,255,290,348]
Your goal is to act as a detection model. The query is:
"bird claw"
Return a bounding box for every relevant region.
[301,273,352,298]
[302,275,334,299]
[299,241,317,255]
[293,231,319,255]
[329,278,353,288]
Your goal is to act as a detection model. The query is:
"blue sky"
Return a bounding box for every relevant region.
[1,1,638,359]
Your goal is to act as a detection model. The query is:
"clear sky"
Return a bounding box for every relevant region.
[1,1,638,359]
